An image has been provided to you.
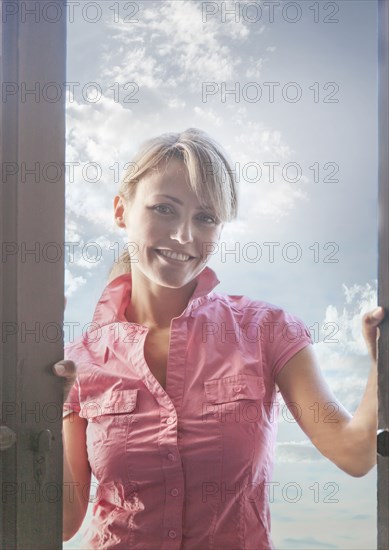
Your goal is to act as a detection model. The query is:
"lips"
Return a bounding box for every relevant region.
[154,248,195,262]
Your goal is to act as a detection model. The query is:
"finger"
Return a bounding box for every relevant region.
[362,308,385,339]
[52,360,76,378]
[364,306,385,325]
[361,309,385,363]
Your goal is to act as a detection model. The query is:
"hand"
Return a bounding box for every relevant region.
[362,306,385,363]
[52,360,77,402]
[53,295,76,403]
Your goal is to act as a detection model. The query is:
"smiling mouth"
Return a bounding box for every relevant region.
[155,249,195,262]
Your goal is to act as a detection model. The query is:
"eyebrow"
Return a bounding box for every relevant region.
[154,194,212,211]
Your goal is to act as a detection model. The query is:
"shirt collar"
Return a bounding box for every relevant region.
[92,266,221,327]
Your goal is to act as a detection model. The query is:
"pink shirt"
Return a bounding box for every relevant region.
[64,266,312,550]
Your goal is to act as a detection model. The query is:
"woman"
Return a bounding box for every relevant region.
[55,128,384,550]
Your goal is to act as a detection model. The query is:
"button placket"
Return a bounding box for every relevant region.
[159,403,183,549]
[156,317,187,550]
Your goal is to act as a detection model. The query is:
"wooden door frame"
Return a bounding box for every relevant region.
[0,1,67,548]
[377,1,389,549]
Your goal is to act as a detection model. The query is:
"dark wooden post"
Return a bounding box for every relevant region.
[377,1,389,549]
[0,1,66,548]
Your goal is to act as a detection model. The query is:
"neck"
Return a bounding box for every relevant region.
[125,268,198,330]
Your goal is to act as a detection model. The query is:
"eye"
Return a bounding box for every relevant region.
[151,204,174,215]
[198,213,217,224]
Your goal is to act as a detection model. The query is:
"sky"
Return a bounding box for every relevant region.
[63,1,379,548]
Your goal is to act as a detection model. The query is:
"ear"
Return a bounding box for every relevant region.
[113,195,127,228]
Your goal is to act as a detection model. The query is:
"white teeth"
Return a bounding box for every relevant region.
[157,249,191,262]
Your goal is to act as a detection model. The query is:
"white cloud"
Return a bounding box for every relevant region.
[168,97,187,109]
[103,46,164,88]
[64,268,87,297]
[65,95,142,233]
[102,0,252,92]
[218,122,310,236]
[275,440,324,463]
[311,281,377,411]
[314,281,377,362]
[245,56,264,78]
[193,106,223,126]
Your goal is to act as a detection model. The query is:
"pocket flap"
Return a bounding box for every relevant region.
[204,374,264,404]
[80,388,138,419]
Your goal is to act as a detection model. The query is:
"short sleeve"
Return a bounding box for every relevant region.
[62,343,81,418]
[261,307,313,382]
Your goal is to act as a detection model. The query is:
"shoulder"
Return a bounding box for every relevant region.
[211,291,302,320]
[209,291,312,343]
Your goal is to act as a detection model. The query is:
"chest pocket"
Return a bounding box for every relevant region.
[79,388,138,422]
[204,374,265,404]
[79,389,139,481]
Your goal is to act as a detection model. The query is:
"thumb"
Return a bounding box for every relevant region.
[52,360,76,379]
[369,306,385,323]
[362,307,385,362]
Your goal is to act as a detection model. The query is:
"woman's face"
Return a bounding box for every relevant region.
[114,157,224,289]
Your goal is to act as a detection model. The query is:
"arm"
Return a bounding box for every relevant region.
[63,413,91,541]
[53,359,91,541]
[275,307,385,477]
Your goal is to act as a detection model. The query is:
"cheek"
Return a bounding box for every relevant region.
[126,216,159,243]
[204,226,223,242]
[122,209,161,259]
[142,220,164,243]
[199,228,223,256]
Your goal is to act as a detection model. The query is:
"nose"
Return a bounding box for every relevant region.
[170,218,193,244]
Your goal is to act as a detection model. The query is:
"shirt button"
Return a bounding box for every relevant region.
[167,452,176,461]
[233,385,242,393]
[170,488,179,496]
[168,530,177,539]
[166,417,175,424]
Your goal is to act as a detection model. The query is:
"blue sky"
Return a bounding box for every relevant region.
[64,1,379,548]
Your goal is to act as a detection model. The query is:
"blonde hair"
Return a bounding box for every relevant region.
[107,128,238,283]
